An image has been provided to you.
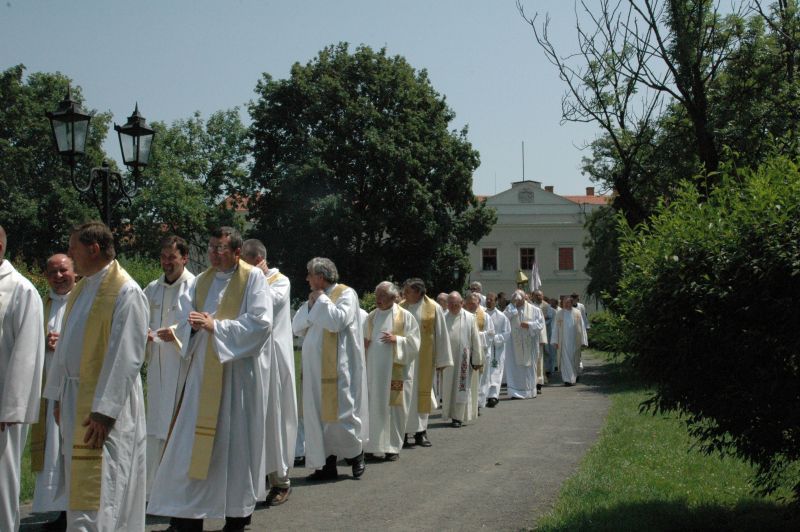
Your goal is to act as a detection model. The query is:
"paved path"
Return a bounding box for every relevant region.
[21,352,611,531]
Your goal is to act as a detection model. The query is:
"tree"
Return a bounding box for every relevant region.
[0,65,110,264]
[247,43,495,295]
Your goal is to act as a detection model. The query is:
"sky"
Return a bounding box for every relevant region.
[1,0,601,197]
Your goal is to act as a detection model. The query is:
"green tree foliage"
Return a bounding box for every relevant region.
[247,43,495,295]
[119,109,250,260]
[0,65,110,265]
[615,156,800,499]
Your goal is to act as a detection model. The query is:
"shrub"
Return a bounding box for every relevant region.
[587,311,629,354]
[616,156,800,500]
[118,255,162,289]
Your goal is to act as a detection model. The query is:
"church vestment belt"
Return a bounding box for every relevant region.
[321,283,349,422]
[30,295,52,473]
[189,259,253,480]
[403,295,437,414]
[62,260,131,510]
[366,306,406,407]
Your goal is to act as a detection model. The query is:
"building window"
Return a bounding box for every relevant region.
[482,248,497,271]
[558,247,575,271]
[520,247,536,270]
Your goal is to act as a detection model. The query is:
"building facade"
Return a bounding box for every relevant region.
[468,180,607,312]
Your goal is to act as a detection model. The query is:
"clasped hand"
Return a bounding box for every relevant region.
[189,311,214,332]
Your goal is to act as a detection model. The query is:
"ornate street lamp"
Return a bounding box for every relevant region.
[45,85,92,180]
[114,103,154,178]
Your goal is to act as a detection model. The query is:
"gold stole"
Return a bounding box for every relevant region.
[30,295,52,472]
[402,296,436,414]
[189,259,252,480]
[320,284,348,422]
[366,306,406,407]
[64,261,131,510]
[476,306,486,331]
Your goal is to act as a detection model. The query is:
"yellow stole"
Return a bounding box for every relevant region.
[30,295,52,472]
[321,283,348,422]
[476,306,486,331]
[402,295,437,414]
[366,306,406,407]
[64,260,131,510]
[188,259,252,480]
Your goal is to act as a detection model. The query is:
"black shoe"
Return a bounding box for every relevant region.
[163,518,203,532]
[347,451,366,479]
[41,511,67,531]
[294,456,306,467]
[486,397,498,408]
[414,431,432,447]
[307,455,338,481]
[402,433,416,449]
[364,452,384,462]
[265,486,291,506]
[223,515,250,532]
[384,452,399,462]
[451,419,463,428]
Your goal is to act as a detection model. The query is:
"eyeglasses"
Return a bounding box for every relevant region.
[207,244,230,253]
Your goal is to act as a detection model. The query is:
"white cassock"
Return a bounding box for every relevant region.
[261,268,298,481]
[503,302,545,399]
[31,290,69,513]
[148,265,271,520]
[292,284,368,469]
[0,260,45,532]
[482,308,510,403]
[142,268,195,496]
[402,298,452,434]
[441,310,483,423]
[363,304,420,454]
[550,308,588,385]
[43,261,148,531]
[475,307,496,408]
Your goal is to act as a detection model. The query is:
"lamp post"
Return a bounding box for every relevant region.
[46,88,155,230]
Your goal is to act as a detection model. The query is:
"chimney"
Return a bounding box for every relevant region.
[586,186,595,196]
[544,185,554,193]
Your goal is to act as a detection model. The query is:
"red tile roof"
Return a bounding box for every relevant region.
[563,195,610,205]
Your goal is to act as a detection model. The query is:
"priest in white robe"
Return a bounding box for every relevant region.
[551,296,588,386]
[147,227,271,532]
[242,238,297,507]
[43,221,148,531]
[291,257,368,481]
[464,293,494,412]
[531,290,552,392]
[441,292,483,426]
[31,254,75,528]
[363,282,420,461]
[0,225,45,532]
[503,289,546,399]
[142,235,195,498]
[400,278,452,448]
[483,293,510,408]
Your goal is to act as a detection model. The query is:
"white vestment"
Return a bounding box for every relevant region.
[0,260,45,532]
[474,307,496,408]
[551,308,588,385]
[261,268,298,480]
[42,261,148,531]
[363,304,420,454]
[147,265,271,519]
[483,308,510,401]
[503,302,545,399]
[142,268,195,496]
[32,290,69,513]
[292,284,368,469]
[402,299,452,434]
[441,310,483,423]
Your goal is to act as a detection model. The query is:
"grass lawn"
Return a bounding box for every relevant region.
[535,351,799,531]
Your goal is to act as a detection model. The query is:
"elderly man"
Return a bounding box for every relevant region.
[436,292,448,309]
[148,227,272,532]
[468,281,487,306]
[292,257,367,481]
[441,292,483,426]
[30,254,75,529]
[464,292,494,413]
[503,289,546,399]
[481,292,510,408]
[43,221,148,531]
[531,290,552,393]
[551,297,588,386]
[0,225,45,532]
[400,279,452,448]
[363,282,420,461]
[142,235,195,498]
[241,238,297,506]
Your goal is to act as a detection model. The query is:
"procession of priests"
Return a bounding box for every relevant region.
[2,220,593,531]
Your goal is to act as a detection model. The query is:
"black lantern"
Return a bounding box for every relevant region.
[114,103,155,176]
[45,85,92,175]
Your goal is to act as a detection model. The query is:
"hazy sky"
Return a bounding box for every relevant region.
[1,0,600,196]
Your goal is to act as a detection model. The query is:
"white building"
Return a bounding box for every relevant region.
[468,180,608,310]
